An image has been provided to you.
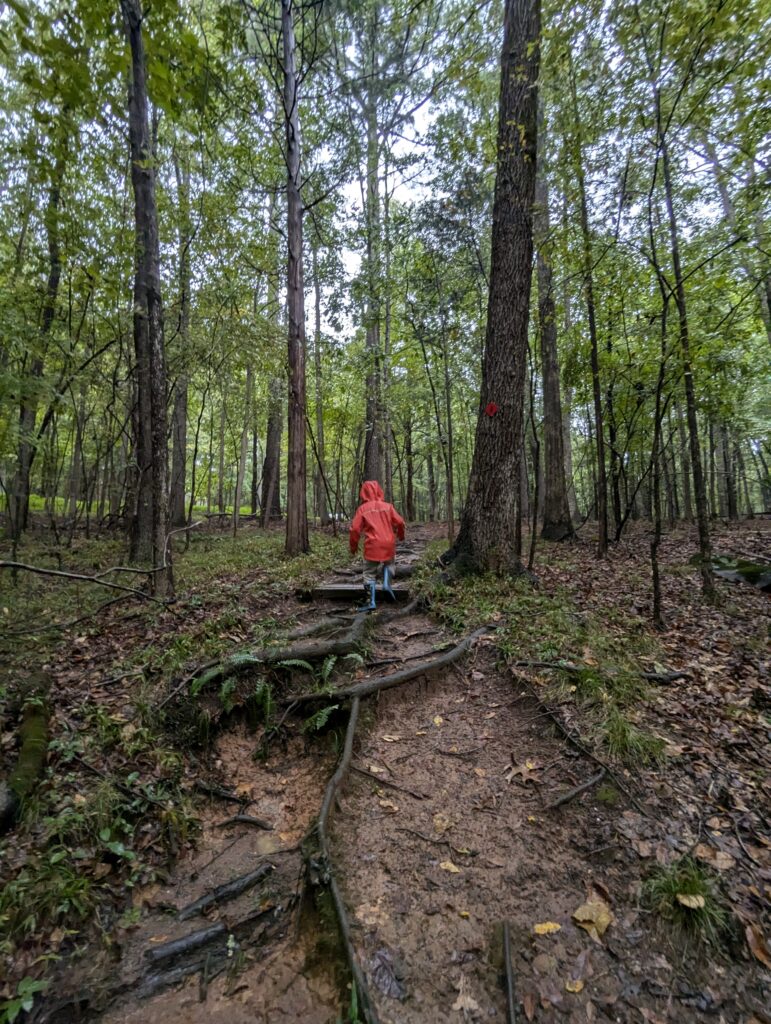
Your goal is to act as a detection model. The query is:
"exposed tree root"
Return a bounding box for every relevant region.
[313,697,380,1024]
[512,659,690,684]
[502,921,517,1024]
[144,922,227,966]
[286,626,490,706]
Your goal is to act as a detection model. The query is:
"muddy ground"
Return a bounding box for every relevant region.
[8,520,770,1023]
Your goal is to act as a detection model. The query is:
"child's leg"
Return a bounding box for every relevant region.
[362,560,380,586]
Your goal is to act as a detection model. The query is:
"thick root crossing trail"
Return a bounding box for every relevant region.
[46,527,767,1024]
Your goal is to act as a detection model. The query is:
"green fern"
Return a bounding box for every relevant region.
[302,704,339,733]
[320,655,337,684]
[278,658,315,674]
[219,678,237,713]
[343,652,365,669]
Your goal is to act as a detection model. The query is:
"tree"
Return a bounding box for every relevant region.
[445,0,541,574]
[121,0,173,596]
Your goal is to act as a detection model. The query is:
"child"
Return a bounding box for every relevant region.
[349,480,406,610]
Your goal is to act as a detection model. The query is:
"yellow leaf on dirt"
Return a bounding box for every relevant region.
[473,767,486,778]
[433,812,451,833]
[572,898,614,942]
[378,799,399,813]
[565,979,584,993]
[533,921,561,935]
[440,860,461,873]
[458,910,470,919]
[235,782,254,798]
[382,734,401,742]
[745,923,771,969]
[368,764,385,774]
[415,730,427,736]
[433,716,443,726]
[676,893,705,909]
[527,815,538,823]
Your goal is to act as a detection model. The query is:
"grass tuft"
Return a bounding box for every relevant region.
[643,857,729,946]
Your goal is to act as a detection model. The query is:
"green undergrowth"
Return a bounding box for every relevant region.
[417,544,666,767]
[643,857,730,946]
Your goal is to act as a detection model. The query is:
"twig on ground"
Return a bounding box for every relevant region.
[502,921,517,1024]
[350,764,428,800]
[177,863,274,922]
[193,781,247,805]
[546,769,606,810]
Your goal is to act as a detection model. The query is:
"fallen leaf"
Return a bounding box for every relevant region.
[505,761,538,784]
[745,923,771,969]
[694,842,735,871]
[534,921,561,935]
[523,990,537,1021]
[458,910,470,919]
[368,764,385,774]
[473,767,486,778]
[440,860,461,873]
[572,898,614,942]
[382,734,402,743]
[565,979,584,993]
[235,782,253,798]
[370,948,407,1000]
[452,992,480,1012]
[433,812,451,833]
[415,730,427,736]
[484,711,496,719]
[676,893,705,909]
[378,799,399,813]
[433,716,443,726]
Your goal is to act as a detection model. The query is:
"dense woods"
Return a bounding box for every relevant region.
[0,0,769,1019]
[1,0,768,580]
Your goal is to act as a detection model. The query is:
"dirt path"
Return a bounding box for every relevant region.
[43,526,768,1024]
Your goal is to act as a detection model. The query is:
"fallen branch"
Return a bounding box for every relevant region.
[0,698,50,835]
[0,560,170,606]
[193,780,247,805]
[177,862,274,922]
[144,922,226,965]
[287,626,490,706]
[315,698,380,1024]
[502,921,517,1024]
[546,769,605,810]
[350,764,428,800]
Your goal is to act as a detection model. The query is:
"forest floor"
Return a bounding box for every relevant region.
[0,517,769,1023]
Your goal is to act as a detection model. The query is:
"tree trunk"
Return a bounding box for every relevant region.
[217,401,226,514]
[170,144,191,528]
[534,105,572,541]
[675,401,693,522]
[658,98,714,600]
[570,67,607,557]
[405,416,415,521]
[445,0,541,574]
[363,100,382,483]
[8,149,66,543]
[233,366,253,534]
[122,0,172,596]
[311,244,328,524]
[282,0,309,556]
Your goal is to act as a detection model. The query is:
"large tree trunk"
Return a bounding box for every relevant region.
[233,367,253,533]
[445,0,540,574]
[282,0,309,556]
[534,105,572,541]
[170,144,191,528]
[122,0,172,596]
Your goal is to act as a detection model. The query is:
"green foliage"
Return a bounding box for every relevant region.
[643,857,729,945]
[601,706,666,766]
[302,704,340,734]
[0,977,50,1024]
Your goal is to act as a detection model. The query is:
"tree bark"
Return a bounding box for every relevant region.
[445,0,541,574]
[311,244,328,524]
[170,144,191,528]
[122,0,172,596]
[282,0,309,556]
[657,92,713,600]
[534,103,572,541]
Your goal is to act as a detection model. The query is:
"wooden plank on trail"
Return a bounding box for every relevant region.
[299,583,411,603]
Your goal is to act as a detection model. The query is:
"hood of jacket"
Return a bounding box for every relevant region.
[359,480,384,503]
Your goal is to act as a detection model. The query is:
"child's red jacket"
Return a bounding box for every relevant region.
[349,481,405,562]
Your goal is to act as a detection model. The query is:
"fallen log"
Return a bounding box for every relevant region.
[215,814,273,830]
[0,697,50,835]
[286,626,490,706]
[144,922,227,965]
[177,862,274,922]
